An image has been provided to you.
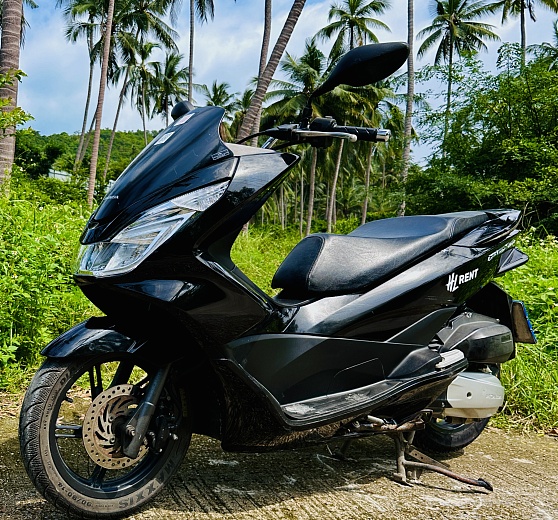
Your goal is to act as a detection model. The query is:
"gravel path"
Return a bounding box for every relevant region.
[1,414,557,520]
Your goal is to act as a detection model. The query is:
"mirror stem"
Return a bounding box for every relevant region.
[299,99,314,129]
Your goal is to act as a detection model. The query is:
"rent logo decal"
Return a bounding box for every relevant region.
[446,268,479,293]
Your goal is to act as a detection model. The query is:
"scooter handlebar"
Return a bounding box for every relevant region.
[256,121,391,146]
[332,126,391,142]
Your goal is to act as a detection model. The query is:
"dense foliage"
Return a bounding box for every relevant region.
[0,173,95,387]
[497,234,558,430]
[407,47,558,232]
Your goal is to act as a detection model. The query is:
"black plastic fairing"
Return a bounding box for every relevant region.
[75,147,299,350]
[224,334,450,405]
[81,107,235,244]
[438,313,515,363]
[453,209,522,247]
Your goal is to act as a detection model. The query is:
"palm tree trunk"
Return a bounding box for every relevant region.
[305,146,317,236]
[165,96,169,127]
[361,143,374,225]
[249,0,272,145]
[0,0,23,188]
[87,0,115,207]
[300,167,304,237]
[102,69,129,181]
[142,82,148,146]
[443,41,454,158]
[520,0,527,67]
[103,24,142,181]
[79,114,96,165]
[237,0,307,141]
[188,0,195,103]
[397,0,414,217]
[327,140,344,232]
[75,29,95,174]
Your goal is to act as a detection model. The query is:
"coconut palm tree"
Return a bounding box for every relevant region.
[417,0,500,151]
[87,0,115,207]
[197,80,239,123]
[0,0,23,184]
[127,40,159,145]
[530,17,558,68]
[398,0,414,216]
[265,39,327,120]
[231,88,253,138]
[315,0,391,61]
[151,52,189,126]
[497,0,558,66]
[237,0,307,141]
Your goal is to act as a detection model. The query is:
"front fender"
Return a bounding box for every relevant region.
[42,317,144,358]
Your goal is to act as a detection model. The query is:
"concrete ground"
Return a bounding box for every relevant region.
[1,409,557,520]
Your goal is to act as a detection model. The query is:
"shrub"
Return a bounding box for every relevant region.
[496,233,558,430]
[0,196,95,382]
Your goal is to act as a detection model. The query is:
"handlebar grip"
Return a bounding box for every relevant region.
[333,126,391,142]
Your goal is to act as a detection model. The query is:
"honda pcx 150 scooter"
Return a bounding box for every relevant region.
[20,42,536,518]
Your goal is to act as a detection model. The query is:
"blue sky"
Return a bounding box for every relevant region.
[17,0,558,139]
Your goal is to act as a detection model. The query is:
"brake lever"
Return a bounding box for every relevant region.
[292,129,357,142]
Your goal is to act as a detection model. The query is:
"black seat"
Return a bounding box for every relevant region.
[272,211,489,296]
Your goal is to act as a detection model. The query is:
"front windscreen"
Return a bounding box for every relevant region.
[93,106,233,225]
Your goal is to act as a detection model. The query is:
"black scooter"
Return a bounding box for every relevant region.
[19,42,536,519]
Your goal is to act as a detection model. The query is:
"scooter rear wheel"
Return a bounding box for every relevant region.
[413,417,490,453]
[414,365,500,453]
[19,354,191,519]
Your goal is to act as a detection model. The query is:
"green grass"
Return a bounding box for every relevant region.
[495,234,558,432]
[0,193,97,389]
[231,225,301,295]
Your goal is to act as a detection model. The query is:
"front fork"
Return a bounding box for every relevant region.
[121,364,171,458]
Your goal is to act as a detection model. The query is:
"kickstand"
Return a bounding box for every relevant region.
[391,432,493,491]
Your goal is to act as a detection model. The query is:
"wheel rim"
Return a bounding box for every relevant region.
[49,355,181,499]
[427,418,475,434]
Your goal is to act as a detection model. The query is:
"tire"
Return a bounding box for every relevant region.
[413,416,490,453]
[19,354,191,519]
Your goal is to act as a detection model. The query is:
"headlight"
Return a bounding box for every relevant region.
[76,181,229,277]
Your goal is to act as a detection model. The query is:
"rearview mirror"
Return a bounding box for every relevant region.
[311,42,409,99]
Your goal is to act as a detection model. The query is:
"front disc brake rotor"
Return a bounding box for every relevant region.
[82,384,147,469]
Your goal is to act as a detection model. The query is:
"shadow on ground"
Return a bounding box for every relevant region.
[2,416,557,520]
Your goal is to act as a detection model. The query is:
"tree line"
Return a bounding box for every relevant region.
[1,0,558,232]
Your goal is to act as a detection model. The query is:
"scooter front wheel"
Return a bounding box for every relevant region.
[19,354,191,519]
